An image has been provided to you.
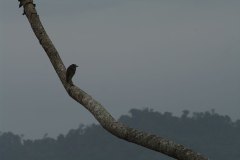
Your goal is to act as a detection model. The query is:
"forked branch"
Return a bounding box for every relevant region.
[18,0,208,159]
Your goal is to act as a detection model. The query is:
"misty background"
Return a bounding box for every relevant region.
[0,0,240,139]
[1,109,240,160]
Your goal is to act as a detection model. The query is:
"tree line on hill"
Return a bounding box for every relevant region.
[0,108,239,160]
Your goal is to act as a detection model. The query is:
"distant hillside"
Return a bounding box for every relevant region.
[0,108,239,160]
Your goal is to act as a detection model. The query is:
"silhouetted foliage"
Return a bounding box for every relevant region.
[0,109,239,160]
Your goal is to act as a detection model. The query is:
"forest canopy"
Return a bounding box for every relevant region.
[1,108,239,160]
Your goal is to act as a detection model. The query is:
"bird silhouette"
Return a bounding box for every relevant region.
[66,64,78,85]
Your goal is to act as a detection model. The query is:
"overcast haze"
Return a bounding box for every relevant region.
[1,0,240,139]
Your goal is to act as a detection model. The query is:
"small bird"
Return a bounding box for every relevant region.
[66,64,78,85]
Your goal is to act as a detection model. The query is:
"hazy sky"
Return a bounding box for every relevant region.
[1,0,240,139]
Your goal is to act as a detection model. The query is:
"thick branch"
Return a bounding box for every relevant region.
[18,1,208,160]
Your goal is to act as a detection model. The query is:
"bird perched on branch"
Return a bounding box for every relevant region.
[66,64,78,86]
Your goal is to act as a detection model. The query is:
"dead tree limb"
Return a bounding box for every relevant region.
[18,0,208,159]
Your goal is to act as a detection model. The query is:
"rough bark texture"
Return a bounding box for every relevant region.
[18,1,209,160]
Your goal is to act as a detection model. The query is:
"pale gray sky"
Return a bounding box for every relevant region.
[1,0,240,139]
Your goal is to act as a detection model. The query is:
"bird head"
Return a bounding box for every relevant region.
[71,64,78,68]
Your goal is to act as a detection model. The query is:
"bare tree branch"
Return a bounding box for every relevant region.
[18,0,209,160]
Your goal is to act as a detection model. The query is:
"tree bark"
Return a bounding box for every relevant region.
[18,0,208,160]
